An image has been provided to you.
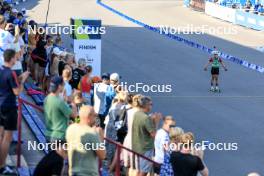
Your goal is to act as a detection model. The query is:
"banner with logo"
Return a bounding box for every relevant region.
[71,18,102,76]
[235,10,264,31]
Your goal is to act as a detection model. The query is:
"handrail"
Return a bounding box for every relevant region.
[19,97,44,112]
[16,97,159,176]
[16,97,44,168]
[104,137,159,164]
[31,53,47,62]
[17,98,23,168]
[104,138,160,176]
[27,88,45,95]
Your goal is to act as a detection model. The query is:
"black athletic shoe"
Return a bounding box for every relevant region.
[0,166,17,175]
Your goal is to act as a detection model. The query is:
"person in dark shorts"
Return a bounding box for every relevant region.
[170,133,209,176]
[33,151,64,176]
[31,36,48,87]
[0,49,30,174]
[204,50,227,91]
[33,144,65,176]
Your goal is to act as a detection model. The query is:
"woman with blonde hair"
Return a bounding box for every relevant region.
[121,94,141,176]
[185,132,204,160]
[170,132,209,176]
[160,127,184,176]
[170,127,185,146]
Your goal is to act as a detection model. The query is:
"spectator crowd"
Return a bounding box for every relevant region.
[210,0,264,15]
[0,1,210,173]
[0,0,261,176]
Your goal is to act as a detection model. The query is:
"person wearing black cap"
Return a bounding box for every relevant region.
[93,73,111,128]
[44,75,77,142]
[37,76,77,176]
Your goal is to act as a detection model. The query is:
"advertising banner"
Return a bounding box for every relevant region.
[235,10,264,31]
[71,18,102,76]
[205,2,264,30]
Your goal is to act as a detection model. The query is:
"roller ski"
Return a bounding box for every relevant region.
[210,86,221,93]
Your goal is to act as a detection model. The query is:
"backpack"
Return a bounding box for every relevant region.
[115,106,132,143]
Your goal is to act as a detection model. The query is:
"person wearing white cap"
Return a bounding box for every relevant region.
[11,9,18,14]
[110,73,120,84]
[104,73,121,115]
[204,48,227,92]
[110,73,121,92]
[93,73,111,128]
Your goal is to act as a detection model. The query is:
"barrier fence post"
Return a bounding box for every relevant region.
[98,159,102,176]
[16,97,22,168]
[115,145,121,176]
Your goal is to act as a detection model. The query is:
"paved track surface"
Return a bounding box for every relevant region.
[22,0,264,174]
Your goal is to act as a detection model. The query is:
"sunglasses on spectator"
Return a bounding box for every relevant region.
[169,125,176,128]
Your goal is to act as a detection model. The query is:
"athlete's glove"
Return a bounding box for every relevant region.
[204,68,207,71]
[224,68,228,71]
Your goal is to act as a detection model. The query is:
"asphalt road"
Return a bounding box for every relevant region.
[21,0,264,175]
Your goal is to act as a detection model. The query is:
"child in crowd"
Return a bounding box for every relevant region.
[73,90,85,112]
[71,90,85,123]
